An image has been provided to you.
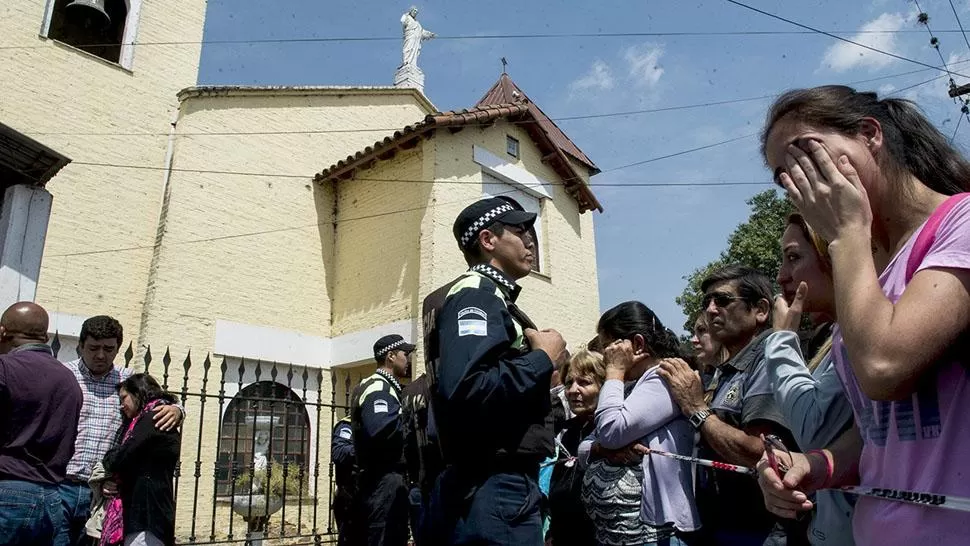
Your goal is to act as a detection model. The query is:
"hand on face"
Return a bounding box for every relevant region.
[773,281,807,332]
[602,339,637,373]
[776,138,873,243]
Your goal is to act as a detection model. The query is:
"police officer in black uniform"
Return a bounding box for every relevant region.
[349,334,415,546]
[330,415,356,546]
[423,196,568,545]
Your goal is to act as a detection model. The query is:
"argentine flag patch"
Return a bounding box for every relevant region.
[458,319,487,337]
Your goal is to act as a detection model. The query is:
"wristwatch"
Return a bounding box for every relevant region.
[689,408,712,429]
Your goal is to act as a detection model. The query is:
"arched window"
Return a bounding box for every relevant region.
[41,0,143,68]
[216,381,311,496]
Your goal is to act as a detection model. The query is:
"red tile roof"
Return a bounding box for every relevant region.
[477,74,599,174]
[315,78,602,213]
[314,102,530,182]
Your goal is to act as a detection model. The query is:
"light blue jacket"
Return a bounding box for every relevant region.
[765,330,855,546]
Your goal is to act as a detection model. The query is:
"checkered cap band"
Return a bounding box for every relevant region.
[460,203,515,247]
[376,339,406,357]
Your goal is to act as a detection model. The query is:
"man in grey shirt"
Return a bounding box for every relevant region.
[659,265,807,546]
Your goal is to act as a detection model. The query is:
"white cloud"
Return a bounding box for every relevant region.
[624,44,665,87]
[878,83,896,96]
[569,59,615,93]
[947,51,970,87]
[820,12,907,72]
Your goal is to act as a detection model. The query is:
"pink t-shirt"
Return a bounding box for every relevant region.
[833,198,970,546]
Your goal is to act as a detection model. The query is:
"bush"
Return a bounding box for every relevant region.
[233,461,307,498]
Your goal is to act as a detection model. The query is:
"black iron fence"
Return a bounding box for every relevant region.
[52,334,357,546]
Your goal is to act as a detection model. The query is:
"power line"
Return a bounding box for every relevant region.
[47,72,954,260]
[951,109,964,143]
[42,74,953,260]
[886,73,949,96]
[6,29,970,51]
[602,133,758,173]
[948,0,970,53]
[22,59,970,139]
[43,178,769,259]
[24,96,777,138]
[724,0,970,79]
[913,1,958,89]
[912,2,970,140]
[69,130,760,182]
[62,68,948,182]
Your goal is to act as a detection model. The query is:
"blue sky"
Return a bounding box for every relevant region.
[198,0,970,333]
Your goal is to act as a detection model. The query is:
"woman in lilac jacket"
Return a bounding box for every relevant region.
[591,302,701,545]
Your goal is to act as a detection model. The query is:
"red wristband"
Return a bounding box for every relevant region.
[806,449,833,487]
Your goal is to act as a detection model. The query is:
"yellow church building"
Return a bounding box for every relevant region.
[1,1,602,543]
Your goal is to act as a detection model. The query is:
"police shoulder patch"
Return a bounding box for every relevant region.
[373,399,389,413]
[339,428,352,439]
[458,306,487,320]
[458,319,487,337]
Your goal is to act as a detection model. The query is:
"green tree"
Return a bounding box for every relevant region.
[676,189,794,330]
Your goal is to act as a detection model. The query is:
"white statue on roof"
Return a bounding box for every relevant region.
[400,6,435,69]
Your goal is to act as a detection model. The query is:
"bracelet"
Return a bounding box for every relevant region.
[806,449,833,487]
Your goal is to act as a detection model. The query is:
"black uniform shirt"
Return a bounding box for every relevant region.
[350,369,405,473]
[427,264,555,466]
[331,417,356,488]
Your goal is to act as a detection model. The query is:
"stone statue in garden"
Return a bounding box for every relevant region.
[251,430,269,493]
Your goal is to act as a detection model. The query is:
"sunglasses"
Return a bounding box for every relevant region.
[702,292,745,309]
[763,434,792,476]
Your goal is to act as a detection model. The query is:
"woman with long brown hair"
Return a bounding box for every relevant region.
[764,213,854,546]
[759,85,970,546]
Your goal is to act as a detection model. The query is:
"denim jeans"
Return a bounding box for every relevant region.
[0,479,68,546]
[425,469,544,546]
[58,482,93,546]
[408,485,425,545]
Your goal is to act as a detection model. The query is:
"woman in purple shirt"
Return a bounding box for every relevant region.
[761,85,970,546]
[589,302,701,545]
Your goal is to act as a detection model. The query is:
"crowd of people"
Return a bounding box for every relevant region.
[3,82,969,546]
[333,85,970,546]
[0,311,183,546]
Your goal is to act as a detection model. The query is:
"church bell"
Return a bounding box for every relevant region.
[65,0,111,25]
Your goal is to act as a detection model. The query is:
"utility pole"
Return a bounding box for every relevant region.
[949,83,970,98]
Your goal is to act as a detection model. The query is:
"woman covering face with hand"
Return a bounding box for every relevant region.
[761,85,970,546]
[581,302,699,546]
[763,213,856,546]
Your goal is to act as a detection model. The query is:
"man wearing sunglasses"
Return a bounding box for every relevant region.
[659,265,804,546]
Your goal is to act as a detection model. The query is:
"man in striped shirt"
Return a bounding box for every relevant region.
[58,316,184,546]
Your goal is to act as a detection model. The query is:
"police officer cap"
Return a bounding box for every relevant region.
[453,196,537,250]
[373,334,416,362]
